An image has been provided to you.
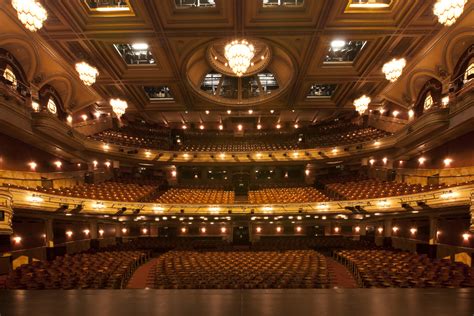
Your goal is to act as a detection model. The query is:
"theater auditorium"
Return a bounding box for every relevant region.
[0,0,474,314]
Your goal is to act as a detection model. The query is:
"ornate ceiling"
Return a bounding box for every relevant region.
[2,0,473,125]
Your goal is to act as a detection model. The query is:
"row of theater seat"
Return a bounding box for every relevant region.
[35,181,157,202]
[335,250,474,288]
[153,250,329,289]
[109,237,231,251]
[5,251,148,290]
[306,127,389,147]
[89,120,391,151]
[89,129,170,149]
[253,236,377,251]
[155,187,235,204]
[248,187,330,204]
[326,179,447,200]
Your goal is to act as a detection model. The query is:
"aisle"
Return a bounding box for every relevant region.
[326,257,359,288]
[126,258,158,289]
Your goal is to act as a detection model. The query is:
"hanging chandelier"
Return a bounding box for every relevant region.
[11,0,48,32]
[433,0,467,26]
[353,95,371,114]
[224,39,255,77]
[382,58,406,82]
[110,98,128,118]
[75,62,99,86]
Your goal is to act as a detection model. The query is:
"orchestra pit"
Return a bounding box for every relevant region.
[1,0,474,315]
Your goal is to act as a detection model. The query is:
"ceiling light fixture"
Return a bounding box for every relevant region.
[330,40,346,51]
[382,58,406,82]
[12,0,48,32]
[110,98,128,118]
[224,39,255,77]
[434,0,467,26]
[349,0,391,8]
[75,62,99,86]
[132,43,149,50]
[353,95,371,114]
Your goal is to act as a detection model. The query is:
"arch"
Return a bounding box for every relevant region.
[413,78,443,118]
[0,35,39,81]
[443,29,474,74]
[39,74,74,111]
[39,83,68,120]
[450,44,474,92]
[406,69,443,103]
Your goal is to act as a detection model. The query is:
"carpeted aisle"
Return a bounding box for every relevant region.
[326,257,359,288]
[126,258,158,289]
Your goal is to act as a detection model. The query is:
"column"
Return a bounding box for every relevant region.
[44,218,54,248]
[383,218,393,248]
[89,220,98,239]
[150,223,159,237]
[115,223,123,244]
[89,220,99,250]
[0,189,13,274]
[324,225,331,236]
[429,216,439,245]
[470,203,474,233]
[44,218,57,261]
[383,219,393,238]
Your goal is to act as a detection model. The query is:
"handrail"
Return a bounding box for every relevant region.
[5,183,474,215]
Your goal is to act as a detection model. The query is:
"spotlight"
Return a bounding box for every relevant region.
[115,207,127,216]
[55,204,69,213]
[70,204,83,214]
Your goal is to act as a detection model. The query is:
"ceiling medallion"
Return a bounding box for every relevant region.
[382,58,406,82]
[12,0,48,32]
[224,40,255,77]
[353,95,371,114]
[75,62,99,86]
[110,98,128,118]
[433,0,467,26]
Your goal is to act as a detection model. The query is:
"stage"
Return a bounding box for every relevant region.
[1,288,473,316]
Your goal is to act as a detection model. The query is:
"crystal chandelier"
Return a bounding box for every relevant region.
[75,62,99,86]
[110,98,128,118]
[382,58,406,82]
[433,0,467,26]
[353,95,371,114]
[224,40,255,77]
[11,0,48,32]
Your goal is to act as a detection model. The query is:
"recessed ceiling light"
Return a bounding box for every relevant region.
[330,40,346,50]
[349,0,391,8]
[132,43,149,50]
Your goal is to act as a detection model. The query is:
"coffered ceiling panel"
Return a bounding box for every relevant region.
[8,0,466,125]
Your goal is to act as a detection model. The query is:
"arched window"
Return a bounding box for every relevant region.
[47,98,58,115]
[3,65,17,88]
[423,92,433,111]
[464,59,474,83]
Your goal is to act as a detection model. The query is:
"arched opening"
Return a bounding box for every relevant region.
[39,84,67,120]
[414,78,442,118]
[0,48,30,97]
[450,44,474,93]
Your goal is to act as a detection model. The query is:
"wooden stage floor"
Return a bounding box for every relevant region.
[1,288,473,316]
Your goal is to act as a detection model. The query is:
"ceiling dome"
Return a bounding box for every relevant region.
[185,38,296,107]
